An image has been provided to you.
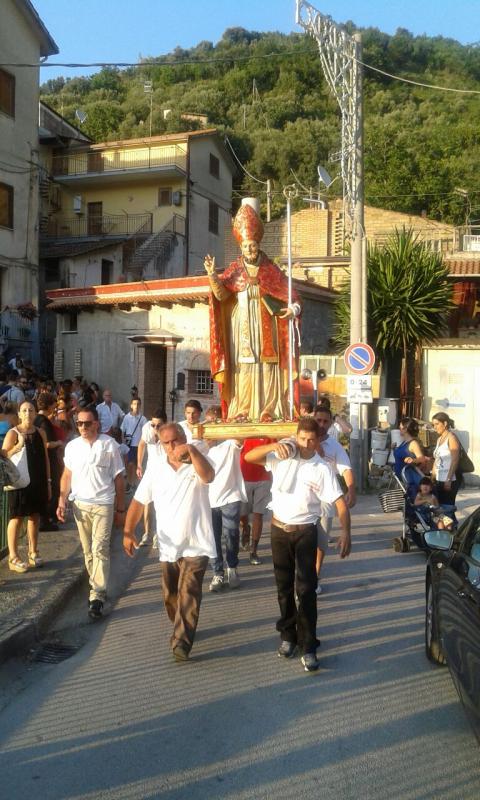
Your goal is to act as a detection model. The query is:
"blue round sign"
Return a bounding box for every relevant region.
[344,342,375,375]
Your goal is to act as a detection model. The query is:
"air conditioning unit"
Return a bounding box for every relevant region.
[73,195,83,214]
[172,191,181,206]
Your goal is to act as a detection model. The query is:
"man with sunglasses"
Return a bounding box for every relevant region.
[57,407,125,620]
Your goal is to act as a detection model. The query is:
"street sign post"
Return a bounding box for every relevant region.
[347,374,373,404]
[344,342,375,375]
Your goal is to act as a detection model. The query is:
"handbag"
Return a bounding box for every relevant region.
[0,455,21,488]
[453,435,474,474]
[124,415,142,448]
[4,429,30,490]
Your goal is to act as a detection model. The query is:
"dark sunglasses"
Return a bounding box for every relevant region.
[77,420,94,428]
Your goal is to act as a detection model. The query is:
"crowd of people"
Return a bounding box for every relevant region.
[0,364,464,673]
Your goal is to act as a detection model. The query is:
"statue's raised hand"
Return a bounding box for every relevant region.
[204,254,216,275]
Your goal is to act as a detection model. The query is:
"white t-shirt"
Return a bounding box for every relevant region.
[327,421,343,441]
[265,451,342,525]
[141,420,157,444]
[134,460,216,561]
[319,436,351,476]
[64,434,124,505]
[434,437,456,482]
[96,401,124,433]
[121,413,147,447]
[207,440,247,508]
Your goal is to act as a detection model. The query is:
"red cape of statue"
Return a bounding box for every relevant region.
[208,253,300,411]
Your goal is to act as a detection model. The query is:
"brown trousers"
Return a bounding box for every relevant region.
[160,556,209,653]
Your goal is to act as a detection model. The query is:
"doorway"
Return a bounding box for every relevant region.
[142,346,166,418]
[87,202,103,235]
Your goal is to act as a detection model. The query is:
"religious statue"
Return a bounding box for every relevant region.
[204,202,301,422]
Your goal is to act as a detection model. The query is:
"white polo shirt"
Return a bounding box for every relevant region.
[64,434,124,505]
[207,440,247,509]
[141,420,157,444]
[96,401,124,433]
[265,451,342,525]
[134,458,216,561]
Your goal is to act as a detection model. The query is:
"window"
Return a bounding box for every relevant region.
[0,68,15,118]
[101,259,113,285]
[188,370,213,395]
[0,182,13,229]
[64,312,78,333]
[209,153,220,179]
[208,201,219,235]
[158,187,172,206]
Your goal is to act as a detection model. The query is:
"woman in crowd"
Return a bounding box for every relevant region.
[431,412,461,506]
[4,401,51,572]
[35,392,64,531]
[0,401,18,449]
[393,417,428,498]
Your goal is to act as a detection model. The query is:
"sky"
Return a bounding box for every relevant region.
[33,0,480,82]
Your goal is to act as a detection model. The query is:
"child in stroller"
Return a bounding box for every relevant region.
[413,477,455,531]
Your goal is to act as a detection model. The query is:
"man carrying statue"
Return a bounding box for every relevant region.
[204,200,301,423]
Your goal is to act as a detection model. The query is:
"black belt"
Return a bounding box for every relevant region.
[272,517,315,533]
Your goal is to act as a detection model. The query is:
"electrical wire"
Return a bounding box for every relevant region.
[225,137,267,185]
[359,58,480,95]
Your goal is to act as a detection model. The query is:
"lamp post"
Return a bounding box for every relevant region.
[143,81,153,138]
[283,184,298,419]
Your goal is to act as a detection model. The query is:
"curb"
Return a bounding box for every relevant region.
[0,547,86,666]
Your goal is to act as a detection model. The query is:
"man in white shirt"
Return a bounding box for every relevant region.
[178,398,203,443]
[245,418,351,672]
[123,423,215,663]
[57,407,125,620]
[0,371,25,409]
[96,388,124,435]
[204,406,247,592]
[121,397,147,493]
[314,405,357,596]
[136,408,167,547]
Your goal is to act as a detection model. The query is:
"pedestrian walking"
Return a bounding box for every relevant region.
[123,423,215,662]
[121,397,147,493]
[239,437,273,565]
[136,408,167,546]
[4,401,51,572]
[35,392,64,531]
[313,405,356,595]
[179,399,203,443]
[245,417,351,672]
[57,407,125,620]
[96,388,124,436]
[204,406,247,592]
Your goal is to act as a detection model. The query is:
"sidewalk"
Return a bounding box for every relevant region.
[0,486,478,668]
[0,525,84,664]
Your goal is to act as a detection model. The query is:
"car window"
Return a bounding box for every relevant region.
[456,511,480,555]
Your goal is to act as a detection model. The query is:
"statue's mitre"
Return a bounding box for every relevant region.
[232,204,264,244]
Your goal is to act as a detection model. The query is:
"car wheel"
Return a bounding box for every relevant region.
[425,578,447,665]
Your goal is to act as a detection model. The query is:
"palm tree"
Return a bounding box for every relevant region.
[334,227,454,412]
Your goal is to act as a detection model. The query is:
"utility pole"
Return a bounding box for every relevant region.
[144,81,153,137]
[296,1,367,489]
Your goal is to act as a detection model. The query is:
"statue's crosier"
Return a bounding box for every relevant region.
[204,202,301,422]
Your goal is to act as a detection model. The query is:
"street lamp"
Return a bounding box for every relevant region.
[143,81,153,138]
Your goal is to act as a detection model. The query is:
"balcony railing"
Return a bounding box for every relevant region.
[0,310,33,341]
[41,213,153,239]
[51,145,187,178]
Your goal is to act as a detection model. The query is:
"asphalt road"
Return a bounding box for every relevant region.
[0,492,479,800]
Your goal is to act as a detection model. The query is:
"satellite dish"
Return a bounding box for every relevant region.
[317,165,333,188]
[75,109,87,125]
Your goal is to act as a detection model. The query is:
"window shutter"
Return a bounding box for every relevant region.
[54,350,64,382]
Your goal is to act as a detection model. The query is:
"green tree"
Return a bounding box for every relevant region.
[335,228,454,398]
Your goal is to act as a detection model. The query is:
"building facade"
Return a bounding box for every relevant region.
[0,0,57,365]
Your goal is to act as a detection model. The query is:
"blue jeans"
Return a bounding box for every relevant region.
[211,501,241,575]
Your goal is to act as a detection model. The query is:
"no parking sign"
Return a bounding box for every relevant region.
[344,342,376,375]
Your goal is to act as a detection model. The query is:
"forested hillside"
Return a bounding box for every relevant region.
[41,26,480,223]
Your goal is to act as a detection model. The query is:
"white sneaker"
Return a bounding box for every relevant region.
[227,567,240,589]
[209,574,224,592]
[316,584,323,597]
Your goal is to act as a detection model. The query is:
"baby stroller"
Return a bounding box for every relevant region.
[379,466,457,553]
